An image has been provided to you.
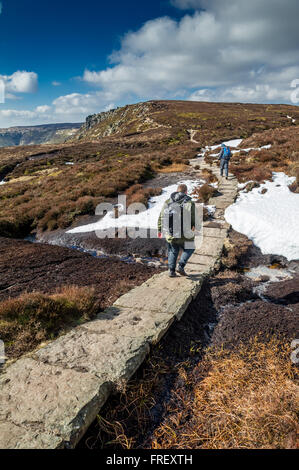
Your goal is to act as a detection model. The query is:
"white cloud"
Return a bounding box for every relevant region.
[1,0,298,127]
[0,71,38,94]
[52,81,61,86]
[35,105,51,113]
[0,92,114,127]
[82,0,299,105]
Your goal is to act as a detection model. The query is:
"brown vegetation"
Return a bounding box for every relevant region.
[192,183,218,203]
[149,340,298,449]
[1,101,298,236]
[200,168,219,184]
[0,286,98,359]
[230,126,299,184]
[125,184,162,206]
[0,236,160,359]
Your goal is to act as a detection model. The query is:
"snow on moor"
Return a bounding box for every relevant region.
[69,136,299,261]
[68,180,208,234]
[225,172,299,261]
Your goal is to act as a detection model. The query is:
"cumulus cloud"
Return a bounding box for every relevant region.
[1,0,298,127]
[0,91,115,127]
[82,0,299,105]
[0,71,38,94]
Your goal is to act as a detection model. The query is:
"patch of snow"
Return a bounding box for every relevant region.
[68,180,201,234]
[222,138,243,148]
[237,180,254,189]
[65,162,74,165]
[225,172,299,261]
[245,265,293,283]
[287,115,296,124]
[0,180,5,185]
[205,205,216,216]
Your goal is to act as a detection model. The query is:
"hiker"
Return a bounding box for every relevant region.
[218,143,232,179]
[158,184,196,278]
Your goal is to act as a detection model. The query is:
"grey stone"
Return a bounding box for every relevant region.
[0,358,110,449]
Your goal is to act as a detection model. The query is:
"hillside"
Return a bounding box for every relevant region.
[72,100,299,146]
[0,100,298,239]
[0,123,82,147]
[0,100,298,450]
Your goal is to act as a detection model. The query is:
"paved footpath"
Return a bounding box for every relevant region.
[0,155,238,449]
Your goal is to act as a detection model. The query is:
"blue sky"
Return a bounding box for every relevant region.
[0,0,298,127]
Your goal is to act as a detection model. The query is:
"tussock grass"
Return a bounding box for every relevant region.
[192,183,217,203]
[0,286,98,359]
[125,185,162,206]
[151,339,298,449]
[90,338,298,449]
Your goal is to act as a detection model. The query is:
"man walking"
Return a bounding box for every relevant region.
[218,143,232,179]
[158,184,196,277]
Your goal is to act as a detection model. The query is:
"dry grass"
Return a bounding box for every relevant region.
[125,184,162,206]
[201,168,219,184]
[0,286,99,359]
[90,337,298,449]
[158,163,189,173]
[192,183,217,203]
[151,339,298,449]
[230,126,299,184]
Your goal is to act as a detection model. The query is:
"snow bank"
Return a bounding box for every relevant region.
[68,180,202,234]
[225,172,299,261]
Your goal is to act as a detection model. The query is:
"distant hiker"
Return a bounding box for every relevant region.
[218,143,232,179]
[158,184,196,278]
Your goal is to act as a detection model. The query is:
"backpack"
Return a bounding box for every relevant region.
[222,146,231,161]
[163,198,190,238]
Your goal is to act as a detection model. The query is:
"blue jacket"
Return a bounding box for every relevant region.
[218,146,231,161]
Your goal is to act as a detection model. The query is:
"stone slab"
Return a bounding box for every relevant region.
[0,358,111,449]
[196,236,224,257]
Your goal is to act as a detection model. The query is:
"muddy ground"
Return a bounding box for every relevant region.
[0,237,160,306]
[78,229,298,449]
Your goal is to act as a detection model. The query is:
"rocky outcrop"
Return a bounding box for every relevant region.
[72,101,169,141]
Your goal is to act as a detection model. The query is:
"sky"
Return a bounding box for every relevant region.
[0,0,298,127]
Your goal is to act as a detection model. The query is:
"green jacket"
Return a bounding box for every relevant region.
[158,192,196,244]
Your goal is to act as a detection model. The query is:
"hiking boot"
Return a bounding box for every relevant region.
[169,270,177,278]
[177,265,187,276]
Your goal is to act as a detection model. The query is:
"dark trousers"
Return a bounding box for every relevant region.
[167,242,195,271]
[220,160,229,177]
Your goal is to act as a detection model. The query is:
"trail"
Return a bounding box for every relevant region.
[0,140,238,449]
[188,128,200,144]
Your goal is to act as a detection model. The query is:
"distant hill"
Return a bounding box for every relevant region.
[71,100,299,146]
[0,123,83,147]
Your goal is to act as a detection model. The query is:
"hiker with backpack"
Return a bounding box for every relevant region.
[218,143,232,179]
[158,184,196,277]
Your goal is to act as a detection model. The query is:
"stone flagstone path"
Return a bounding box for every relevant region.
[0,153,238,449]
